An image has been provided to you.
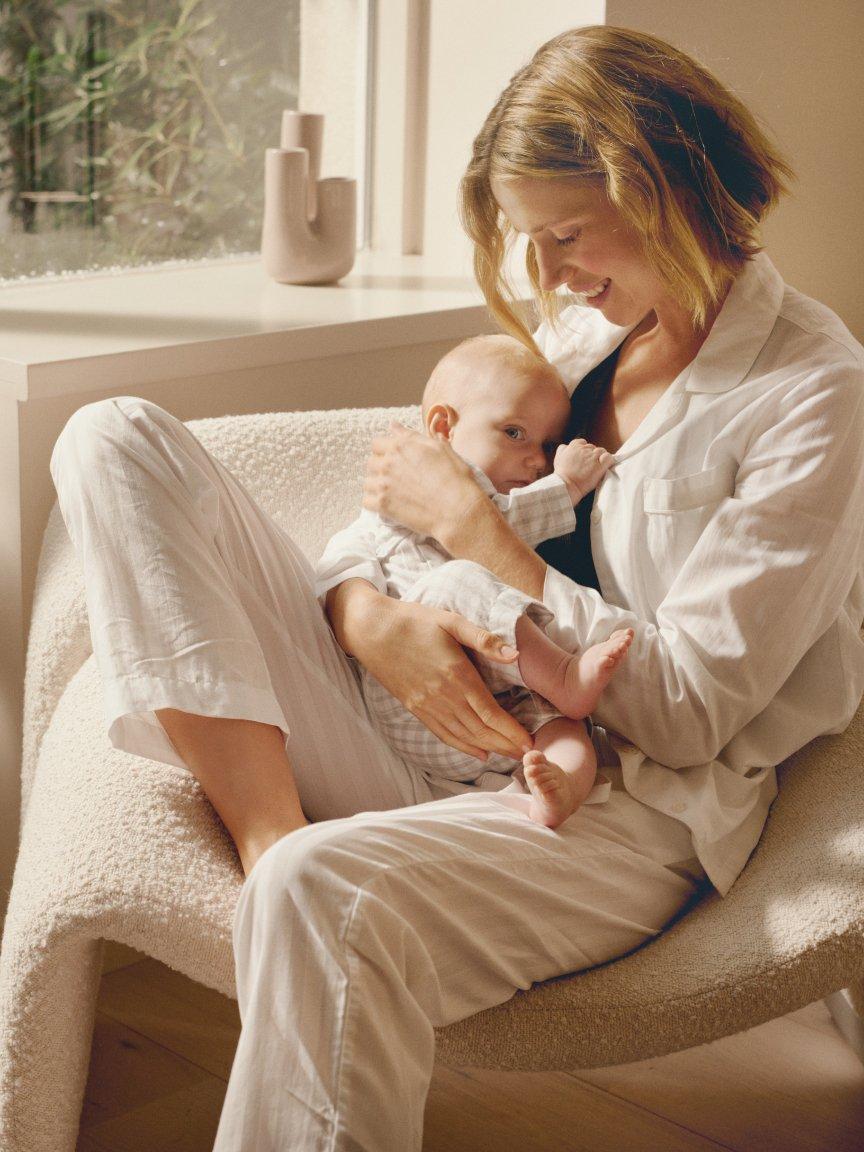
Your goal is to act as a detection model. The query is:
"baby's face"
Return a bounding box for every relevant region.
[448,369,571,494]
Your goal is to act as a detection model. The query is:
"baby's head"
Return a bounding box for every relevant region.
[421,335,570,494]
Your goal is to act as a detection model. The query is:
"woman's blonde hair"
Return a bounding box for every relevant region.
[459,25,795,347]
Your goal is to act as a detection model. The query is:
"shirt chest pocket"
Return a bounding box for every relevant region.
[642,464,734,588]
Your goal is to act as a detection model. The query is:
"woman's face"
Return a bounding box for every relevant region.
[490,174,672,329]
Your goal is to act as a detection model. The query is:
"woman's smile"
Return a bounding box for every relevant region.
[569,277,611,305]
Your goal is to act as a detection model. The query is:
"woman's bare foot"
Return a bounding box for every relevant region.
[522,750,579,829]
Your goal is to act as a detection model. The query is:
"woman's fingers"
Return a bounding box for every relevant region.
[435,611,532,756]
[442,611,520,665]
[459,679,533,758]
[414,674,529,762]
[412,710,489,762]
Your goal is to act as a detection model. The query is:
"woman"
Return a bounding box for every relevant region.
[50,25,863,1152]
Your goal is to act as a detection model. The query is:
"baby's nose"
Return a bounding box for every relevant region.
[525,444,547,472]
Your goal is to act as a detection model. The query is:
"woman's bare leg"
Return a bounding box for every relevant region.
[155,709,309,876]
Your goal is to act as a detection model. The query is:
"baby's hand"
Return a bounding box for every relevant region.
[554,439,614,504]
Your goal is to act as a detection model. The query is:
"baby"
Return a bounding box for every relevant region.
[316,335,633,829]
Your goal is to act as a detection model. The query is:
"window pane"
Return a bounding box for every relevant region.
[0,1,361,283]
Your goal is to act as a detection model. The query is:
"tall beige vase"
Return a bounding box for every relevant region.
[261,111,357,285]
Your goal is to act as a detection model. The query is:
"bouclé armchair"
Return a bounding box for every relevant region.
[1,404,862,1152]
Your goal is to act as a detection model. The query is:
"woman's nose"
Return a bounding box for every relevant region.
[533,240,569,292]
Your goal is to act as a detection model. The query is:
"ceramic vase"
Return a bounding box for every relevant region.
[261,111,357,285]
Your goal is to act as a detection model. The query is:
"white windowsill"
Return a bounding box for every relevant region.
[0,250,497,401]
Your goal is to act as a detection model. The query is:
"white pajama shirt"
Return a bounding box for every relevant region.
[48,248,864,1151]
[536,250,864,895]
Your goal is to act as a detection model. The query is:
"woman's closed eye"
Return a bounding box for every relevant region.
[555,230,581,247]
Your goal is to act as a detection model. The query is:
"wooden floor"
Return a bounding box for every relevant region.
[76,944,864,1152]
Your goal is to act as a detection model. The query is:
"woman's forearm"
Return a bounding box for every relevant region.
[325,577,392,658]
[440,496,547,600]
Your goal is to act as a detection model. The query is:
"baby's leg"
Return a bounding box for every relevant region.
[518,717,597,829]
[515,616,634,719]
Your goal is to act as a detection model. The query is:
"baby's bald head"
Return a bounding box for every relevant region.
[421,334,567,423]
[421,335,572,494]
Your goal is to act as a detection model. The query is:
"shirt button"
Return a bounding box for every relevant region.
[670,802,687,815]
[590,507,602,524]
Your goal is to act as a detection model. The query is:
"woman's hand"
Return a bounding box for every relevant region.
[333,582,534,762]
[363,422,487,545]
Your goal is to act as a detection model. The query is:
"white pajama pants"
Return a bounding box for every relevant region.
[51,396,706,1152]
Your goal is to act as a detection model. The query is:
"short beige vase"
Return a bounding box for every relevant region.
[261,111,357,285]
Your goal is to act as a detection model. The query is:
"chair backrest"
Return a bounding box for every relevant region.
[23,404,421,814]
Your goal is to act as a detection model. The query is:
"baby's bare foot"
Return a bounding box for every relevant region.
[522,750,578,829]
[561,627,634,718]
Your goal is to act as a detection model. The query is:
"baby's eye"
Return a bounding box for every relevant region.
[504,427,525,441]
[555,230,580,247]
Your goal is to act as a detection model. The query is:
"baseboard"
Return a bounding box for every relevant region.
[825,988,864,1066]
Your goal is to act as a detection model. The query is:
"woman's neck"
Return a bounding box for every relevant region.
[628,277,733,363]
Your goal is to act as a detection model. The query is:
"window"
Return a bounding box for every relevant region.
[0,0,370,283]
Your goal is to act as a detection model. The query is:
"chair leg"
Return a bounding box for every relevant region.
[825,985,864,1067]
[0,928,104,1152]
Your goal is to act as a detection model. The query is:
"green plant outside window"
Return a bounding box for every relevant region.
[0,0,300,281]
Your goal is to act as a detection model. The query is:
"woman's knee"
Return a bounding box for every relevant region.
[51,396,184,488]
[51,396,146,478]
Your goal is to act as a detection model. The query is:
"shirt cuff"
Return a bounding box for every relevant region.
[314,561,388,605]
[533,472,577,533]
[541,563,592,648]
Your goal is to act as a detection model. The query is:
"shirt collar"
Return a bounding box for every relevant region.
[683,251,785,393]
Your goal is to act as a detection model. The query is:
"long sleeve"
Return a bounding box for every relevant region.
[490,472,576,548]
[464,461,575,547]
[543,366,864,768]
[314,510,388,603]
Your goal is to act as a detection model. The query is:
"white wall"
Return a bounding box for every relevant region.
[421,1,605,272]
[604,1,864,339]
[299,0,362,181]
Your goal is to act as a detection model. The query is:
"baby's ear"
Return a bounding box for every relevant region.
[426,404,457,441]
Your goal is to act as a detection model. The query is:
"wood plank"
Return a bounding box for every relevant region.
[423,1065,726,1152]
[96,958,240,1080]
[78,962,864,1152]
[78,1011,215,1131]
[575,1001,864,1152]
[79,1077,226,1152]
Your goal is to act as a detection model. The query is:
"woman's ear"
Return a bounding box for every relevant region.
[426,404,457,441]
